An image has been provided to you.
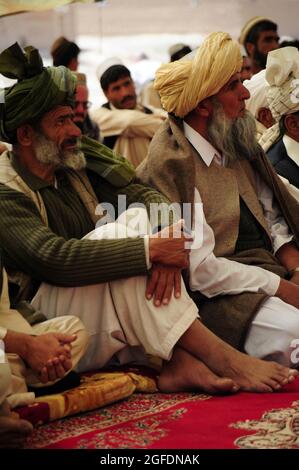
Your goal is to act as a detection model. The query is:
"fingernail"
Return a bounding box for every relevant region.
[146,294,152,300]
[175,292,180,298]
[155,300,160,306]
[163,298,168,305]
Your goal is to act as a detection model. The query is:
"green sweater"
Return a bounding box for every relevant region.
[0,157,171,299]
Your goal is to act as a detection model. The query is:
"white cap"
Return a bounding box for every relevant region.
[96,57,123,81]
[244,69,269,118]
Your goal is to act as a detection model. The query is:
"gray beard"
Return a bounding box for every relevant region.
[207,100,260,165]
[34,132,86,171]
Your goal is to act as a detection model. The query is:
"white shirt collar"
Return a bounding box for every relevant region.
[183,121,222,166]
[283,134,299,166]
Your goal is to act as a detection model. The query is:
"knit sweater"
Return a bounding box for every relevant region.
[0,152,171,301]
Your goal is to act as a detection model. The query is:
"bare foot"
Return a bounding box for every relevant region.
[0,400,33,448]
[179,320,298,393]
[202,343,298,393]
[158,347,239,394]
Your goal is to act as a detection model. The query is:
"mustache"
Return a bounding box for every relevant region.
[121,95,135,104]
[62,137,78,146]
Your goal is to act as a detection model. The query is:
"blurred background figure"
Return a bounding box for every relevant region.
[239,16,279,75]
[140,42,192,109]
[280,38,299,50]
[51,36,80,71]
[73,72,100,140]
[244,69,274,140]
[92,60,165,167]
[240,45,252,82]
[260,47,299,190]
[168,42,192,62]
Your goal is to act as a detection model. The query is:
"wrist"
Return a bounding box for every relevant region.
[4,330,28,358]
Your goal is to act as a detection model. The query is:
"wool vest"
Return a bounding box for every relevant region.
[193,156,272,256]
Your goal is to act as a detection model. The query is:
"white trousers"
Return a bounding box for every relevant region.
[32,208,199,372]
[32,207,299,370]
[245,296,299,367]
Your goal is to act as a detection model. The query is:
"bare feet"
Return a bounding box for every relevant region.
[0,400,33,448]
[178,319,298,393]
[209,348,298,393]
[158,347,239,394]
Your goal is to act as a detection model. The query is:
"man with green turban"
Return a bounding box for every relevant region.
[0,42,296,396]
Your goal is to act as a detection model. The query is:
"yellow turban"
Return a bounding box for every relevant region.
[154,32,242,118]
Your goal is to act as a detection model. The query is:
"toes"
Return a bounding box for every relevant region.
[212,378,239,394]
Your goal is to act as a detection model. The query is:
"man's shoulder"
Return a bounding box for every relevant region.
[267,138,287,165]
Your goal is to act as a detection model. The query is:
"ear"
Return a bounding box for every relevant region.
[245,42,255,57]
[257,107,274,129]
[284,113,299,139]
[194,98,213,118]
[16,124,35,146]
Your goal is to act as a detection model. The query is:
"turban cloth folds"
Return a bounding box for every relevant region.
[0,42,76,143]
[259,47,299,151]
[154,32,242,118]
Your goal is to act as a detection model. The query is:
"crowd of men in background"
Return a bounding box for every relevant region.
[1,15,299,448]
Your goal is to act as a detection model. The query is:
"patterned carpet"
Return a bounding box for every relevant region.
[20,378,299,449]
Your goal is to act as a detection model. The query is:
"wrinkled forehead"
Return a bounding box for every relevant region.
[41,105,74,124]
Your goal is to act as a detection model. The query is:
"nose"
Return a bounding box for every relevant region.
[70,120,82,137]
[120,85,131,98]
[240,82,250,100]
[75,102,85,113]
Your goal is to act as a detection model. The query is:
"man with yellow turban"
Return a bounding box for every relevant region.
[0,41,296,396]
[137,31,299,370]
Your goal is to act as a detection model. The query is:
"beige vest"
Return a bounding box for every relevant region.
[194,157,271,256]
[0,151,101,300]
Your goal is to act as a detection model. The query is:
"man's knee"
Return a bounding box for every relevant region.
[64,315,89,354]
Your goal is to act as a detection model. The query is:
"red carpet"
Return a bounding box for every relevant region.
[24,379,299,449]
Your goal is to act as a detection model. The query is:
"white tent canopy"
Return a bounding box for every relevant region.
[0,0,95,17]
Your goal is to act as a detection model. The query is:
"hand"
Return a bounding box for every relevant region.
[23,333,76,383]
[146,264,182,307]
[149,220,193,269]
[275,278,299,309]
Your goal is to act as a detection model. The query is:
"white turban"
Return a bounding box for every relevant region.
[244,69,268,119]
[260,47,299,151]
[154,32,242,118]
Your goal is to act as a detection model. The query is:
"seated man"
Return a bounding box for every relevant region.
[244,68,274,139]
[137,32,299,370]
[239,16,279,75]
[92,61,165,168]
[73,72,100,141]
[0,261,88,447]
[0,42,296,395]
[259,47,299,189]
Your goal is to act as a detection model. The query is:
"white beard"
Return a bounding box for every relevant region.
[34,132,86,171]
[207,100,260,165]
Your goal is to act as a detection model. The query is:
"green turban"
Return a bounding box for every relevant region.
[0,42,76,143]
